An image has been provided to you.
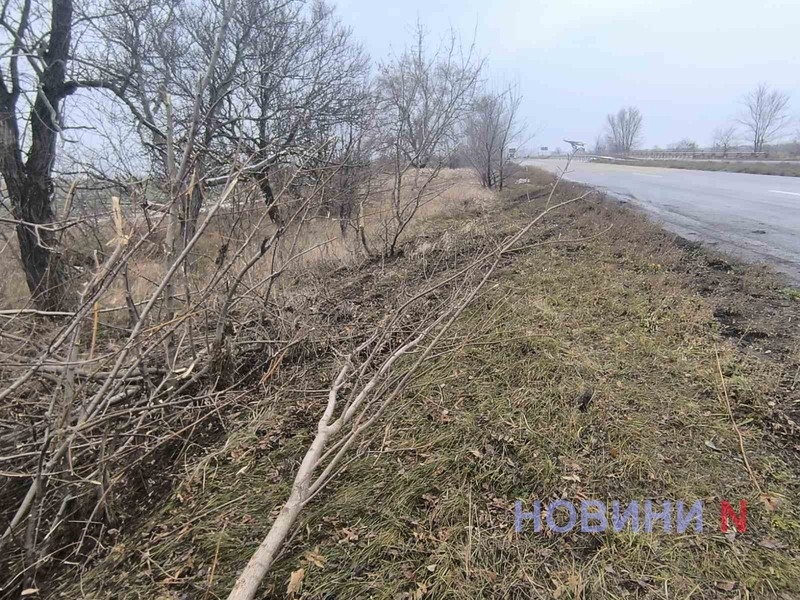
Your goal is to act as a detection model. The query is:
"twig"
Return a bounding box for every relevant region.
[714,345,763,495]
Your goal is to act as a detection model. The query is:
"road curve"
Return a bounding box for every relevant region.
[522,158,800,283]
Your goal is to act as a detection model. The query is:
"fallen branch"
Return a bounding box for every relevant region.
[227,174,586,599]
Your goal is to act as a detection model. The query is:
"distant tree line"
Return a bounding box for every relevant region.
[595,83,793,156]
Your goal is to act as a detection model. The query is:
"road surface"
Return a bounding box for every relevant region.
[522,159,800,283]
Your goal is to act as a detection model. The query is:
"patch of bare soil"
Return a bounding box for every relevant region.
[672,237,800,443]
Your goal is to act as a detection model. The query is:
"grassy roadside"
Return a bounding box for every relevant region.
[54,171,800,599]
[592,157,800,177]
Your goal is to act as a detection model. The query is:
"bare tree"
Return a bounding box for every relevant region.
[462,85,523,190]
[220,0,369,226]
[320,118,378,247]
[712,126,738,157]
[0,0,78,309]
[82,0,250,236]
[605,106,643,154]
[737,84,791,153]
[376,25,481,256]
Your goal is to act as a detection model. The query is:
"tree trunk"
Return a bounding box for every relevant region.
[389,169,403,256]
[357,196,371,256]
[182,182,204,243]
[0,0,75,310]
[498,148,504,191]
[0,96,68,311]
[12,178,68,310]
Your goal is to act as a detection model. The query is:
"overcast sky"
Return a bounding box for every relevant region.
[334,0,800,152]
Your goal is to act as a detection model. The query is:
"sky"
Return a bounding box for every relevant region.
[333,0,800,152]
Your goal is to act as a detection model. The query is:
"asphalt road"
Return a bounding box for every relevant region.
[522,158,800,283]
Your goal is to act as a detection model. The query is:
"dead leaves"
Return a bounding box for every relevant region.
[551,572,582,599]
[337,527,359,544]
[304,548,326,569]
[398,565,429,600]
[715,580,737,592]
[286,567,304,597]
[284,547,327,597]
[759,493,780,512]
[758,537,788,550]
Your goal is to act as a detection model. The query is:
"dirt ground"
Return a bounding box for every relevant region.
[47,169,800,599]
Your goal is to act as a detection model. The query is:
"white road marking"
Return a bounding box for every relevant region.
[770,190,800,197]
[633,173,664,178]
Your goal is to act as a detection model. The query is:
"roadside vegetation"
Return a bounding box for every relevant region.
[590,157,800,177]
[1,0,529,594]
[46,168,800,599]
[2,0,800,597]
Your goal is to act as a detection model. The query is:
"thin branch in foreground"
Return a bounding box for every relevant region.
[226,182,588,600]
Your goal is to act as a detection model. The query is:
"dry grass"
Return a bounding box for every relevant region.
[593,157,800,177]
[0,167,501,595]
[0,168,489,323]
[0,234,31,308]
[49,170,800,599]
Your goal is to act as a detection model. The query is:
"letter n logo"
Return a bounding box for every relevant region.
[720,500,747,533]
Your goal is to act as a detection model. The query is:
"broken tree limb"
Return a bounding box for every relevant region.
[226,180,588,599]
